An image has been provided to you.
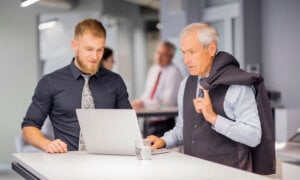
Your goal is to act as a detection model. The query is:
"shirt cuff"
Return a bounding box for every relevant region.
[161,135,175,149]
[212,115,233,135]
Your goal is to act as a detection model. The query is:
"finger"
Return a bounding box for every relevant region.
[56,139,68,152]
[203,89,210,100]
[152,139,163,150]
[53,140,64,153]
[51,140,66,153]
[45,144,55,154]
[147,135,164,150]
[147,135,156,145]
[50,141,62,153]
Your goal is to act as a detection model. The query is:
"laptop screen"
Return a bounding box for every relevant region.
[76,109,143,155]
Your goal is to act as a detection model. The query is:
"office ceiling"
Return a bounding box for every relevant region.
[37,0,160,10]
[38,0,79,9]
[125,0,160,10]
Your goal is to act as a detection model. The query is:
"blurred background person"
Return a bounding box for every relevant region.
[131,41,183,137]
[101,47,115,70]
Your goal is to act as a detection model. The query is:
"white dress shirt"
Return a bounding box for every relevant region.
[141,64,183,109]
[162,76,262,148]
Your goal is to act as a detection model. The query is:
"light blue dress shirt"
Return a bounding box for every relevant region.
[162,76,262,148]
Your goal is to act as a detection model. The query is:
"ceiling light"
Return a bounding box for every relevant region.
[21,0,40,7]
[38,19,58,30]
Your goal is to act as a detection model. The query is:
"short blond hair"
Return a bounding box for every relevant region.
[74,18,106,38]
[180,23,219,49]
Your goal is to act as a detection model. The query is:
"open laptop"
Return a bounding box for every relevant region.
[76,109,170,156]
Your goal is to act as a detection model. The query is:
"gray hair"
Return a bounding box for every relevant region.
[180,23,219,49]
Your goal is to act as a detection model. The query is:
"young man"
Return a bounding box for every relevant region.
[148,23,275,175]
[22,19,131,153]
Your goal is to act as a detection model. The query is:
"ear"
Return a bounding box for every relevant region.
[209,42,217,56]
[71,39,77,52]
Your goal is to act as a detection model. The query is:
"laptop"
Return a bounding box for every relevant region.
[76,109,170,155]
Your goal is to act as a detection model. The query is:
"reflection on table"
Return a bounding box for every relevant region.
[136,106,178,118]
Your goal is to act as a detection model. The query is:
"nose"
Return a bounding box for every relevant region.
[183,54,190,64]
[93,51,100,60]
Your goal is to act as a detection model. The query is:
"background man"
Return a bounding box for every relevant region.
[131,41,183,137]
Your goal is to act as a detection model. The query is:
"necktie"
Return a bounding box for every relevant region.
[79,74,95,151]
[198,79,204,98]
[150,70,161,99]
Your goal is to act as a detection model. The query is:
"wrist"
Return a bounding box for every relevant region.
[41,139,52,151]
[210,114,217,125]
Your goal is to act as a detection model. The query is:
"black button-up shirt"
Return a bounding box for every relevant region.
[22,60,132,150]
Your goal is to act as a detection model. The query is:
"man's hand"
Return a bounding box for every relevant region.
[147,135,166,150]
[23,126,68,153]
[44,139,68,154]
[193,88,217,125]
[131,99,144,112]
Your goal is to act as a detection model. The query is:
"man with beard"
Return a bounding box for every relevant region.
[22,19,132,153]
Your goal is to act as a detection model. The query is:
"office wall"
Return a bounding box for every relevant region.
[0,0,39,164]
[0,0,146,165]
[261,0,300,108]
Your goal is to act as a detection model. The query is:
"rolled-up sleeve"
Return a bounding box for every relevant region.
[22,76,52,129]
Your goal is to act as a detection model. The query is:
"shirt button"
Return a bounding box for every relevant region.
[194,124,198,128]
[192,140,195,144]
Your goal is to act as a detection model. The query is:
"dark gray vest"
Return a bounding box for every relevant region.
[183,76,252,171]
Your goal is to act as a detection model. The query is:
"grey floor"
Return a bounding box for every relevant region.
[0,165,24,180]
[0,169,23,180]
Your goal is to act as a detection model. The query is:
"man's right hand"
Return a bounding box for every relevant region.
[22,126,68,154]
[147,135,166,150]
[44,139,68,154]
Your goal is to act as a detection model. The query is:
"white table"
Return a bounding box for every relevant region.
[12,151,271,180]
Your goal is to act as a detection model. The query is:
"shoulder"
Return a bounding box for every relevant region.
[37,65,73,89]
[99,68,124,82]
[167,64,181,72]
[148,64,159,73]
[165,64,183,76]
[43,64,71,80]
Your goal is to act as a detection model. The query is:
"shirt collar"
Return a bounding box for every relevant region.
[69,58,102,80]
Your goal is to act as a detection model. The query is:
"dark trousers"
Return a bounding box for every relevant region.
[143,117,175,138]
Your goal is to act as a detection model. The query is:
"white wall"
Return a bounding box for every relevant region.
[0,0,39,164]
[0,0,147,165]
[261,0,300,108]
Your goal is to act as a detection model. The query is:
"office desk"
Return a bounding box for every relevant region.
[136,107,178,118]
[12,151,271,180]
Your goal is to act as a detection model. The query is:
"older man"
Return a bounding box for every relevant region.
[148,23,275,175]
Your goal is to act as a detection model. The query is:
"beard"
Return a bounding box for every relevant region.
[75,54,100,75]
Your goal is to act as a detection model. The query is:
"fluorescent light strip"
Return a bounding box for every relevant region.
[21,0,40,7]
[39,20,58,30]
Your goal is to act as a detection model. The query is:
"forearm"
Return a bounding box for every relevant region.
[213,115,261,147]
[22,126,51,151]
